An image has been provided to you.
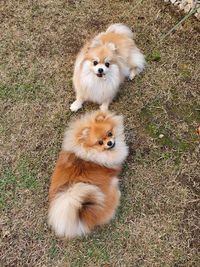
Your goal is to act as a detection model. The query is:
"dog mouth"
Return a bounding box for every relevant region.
[96,73,105,78]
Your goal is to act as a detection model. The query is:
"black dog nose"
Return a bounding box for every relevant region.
[98,68,104,74]
[107,141,113,147]
[107,141,115,149]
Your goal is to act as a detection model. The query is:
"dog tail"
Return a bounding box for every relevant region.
[48,182,104,238]
[106,23,134,39]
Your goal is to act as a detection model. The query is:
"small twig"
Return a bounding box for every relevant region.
[187,198,200,203]
[160,6,200,41]
[131,0,144,11]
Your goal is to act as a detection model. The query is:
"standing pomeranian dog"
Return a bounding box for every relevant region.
[48,111,128,238]
[70,23,145,112]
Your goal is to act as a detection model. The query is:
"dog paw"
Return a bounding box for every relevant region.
[128,71,136,81]
[100,103,109,111]
[70,101,82,112]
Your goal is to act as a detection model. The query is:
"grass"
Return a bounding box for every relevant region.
[1,0,200,266]
[160,6,200,40]
[0,160,39,210]
[146,51,161,62]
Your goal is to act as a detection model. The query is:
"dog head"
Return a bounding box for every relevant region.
[85,42,118,78]
[63,111,128,167]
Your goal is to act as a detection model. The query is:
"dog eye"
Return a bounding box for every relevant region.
[98,140,103,145]
[93,61,98,66]
[105,62,110,68]
[107,131,112,137]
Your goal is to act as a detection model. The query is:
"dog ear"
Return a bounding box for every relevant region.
[77,127,90,141]
[89,33,105,49]
[95,112,107,122]
[107,42,116,51]
[113,115,123,125]
[89,37,103,49]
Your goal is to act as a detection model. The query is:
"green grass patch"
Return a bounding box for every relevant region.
[0,159,39,209]
[0,83,53,102]
[146,51,161,62]
[63,237,112,267]
[146,122,175,148]
[86,241,110,262]
[140,101,198,156]
[48,239,60,260]
[0,169,18,209]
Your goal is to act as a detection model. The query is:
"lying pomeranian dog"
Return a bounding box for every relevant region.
[70,23,145,112]
[48,111,128,238]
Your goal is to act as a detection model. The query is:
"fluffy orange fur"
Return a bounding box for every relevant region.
[48,111,128,238]
[49,151,120,229]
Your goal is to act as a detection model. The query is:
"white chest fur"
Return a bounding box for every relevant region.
[80,61,122,104]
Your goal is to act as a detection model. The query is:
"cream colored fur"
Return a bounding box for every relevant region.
[70,23,145,112]
[48,182,104,238]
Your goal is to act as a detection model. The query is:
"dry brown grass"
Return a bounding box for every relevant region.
[0,0,200,266]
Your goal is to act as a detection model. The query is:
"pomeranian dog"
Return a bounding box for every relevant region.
[70,23,145,112]
[48,111,128,238]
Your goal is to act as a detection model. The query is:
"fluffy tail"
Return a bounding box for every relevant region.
[48,182,104,238]
[106,23,134,39]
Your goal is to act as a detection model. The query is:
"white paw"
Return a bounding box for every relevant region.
[70,100,82,112]
[128,70,136,80]
[100,103,109,111]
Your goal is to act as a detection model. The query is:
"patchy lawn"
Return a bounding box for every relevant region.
[0,0,199,266]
